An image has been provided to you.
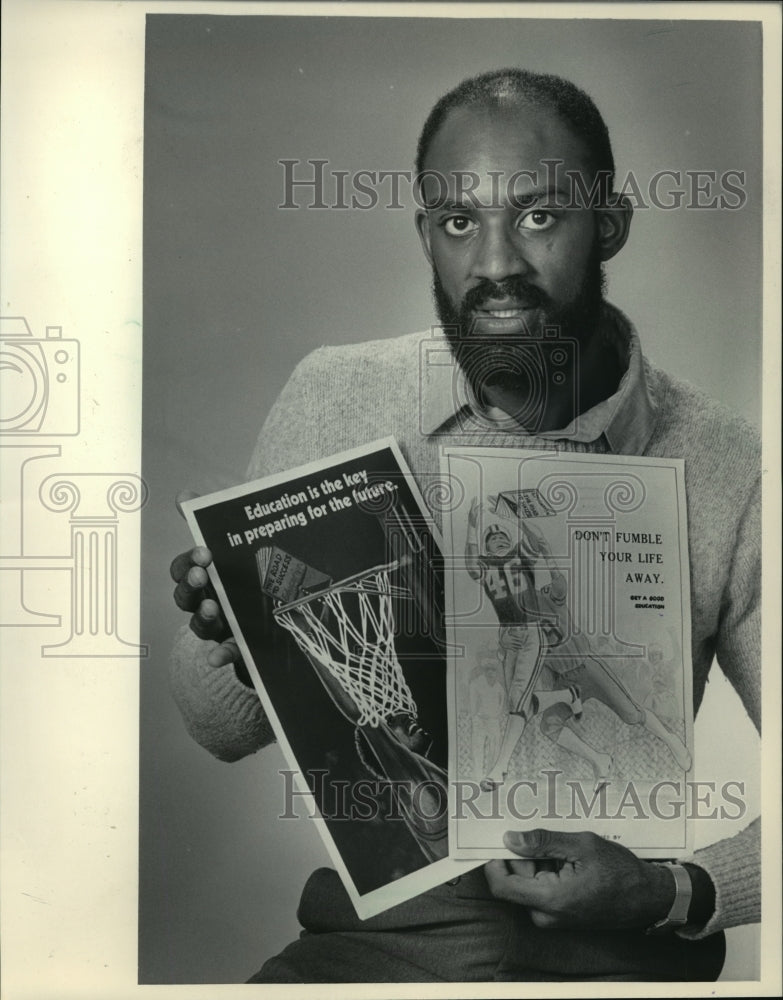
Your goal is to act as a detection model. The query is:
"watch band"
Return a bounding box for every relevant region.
[645,862,693,934]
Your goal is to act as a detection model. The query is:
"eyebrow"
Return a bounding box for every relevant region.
[426,187,569,211]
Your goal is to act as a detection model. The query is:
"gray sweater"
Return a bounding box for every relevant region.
[171,321,760,939]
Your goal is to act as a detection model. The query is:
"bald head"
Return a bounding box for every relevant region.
[415,68,614,184]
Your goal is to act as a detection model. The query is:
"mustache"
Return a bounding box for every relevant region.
[461,277,550,314]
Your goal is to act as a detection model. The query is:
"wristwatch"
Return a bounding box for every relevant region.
[645,862,693,934]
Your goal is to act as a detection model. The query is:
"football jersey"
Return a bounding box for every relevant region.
[478,550,557,628]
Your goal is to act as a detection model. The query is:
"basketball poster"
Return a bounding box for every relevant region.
[182,438,475,918]
[440,447,697,860]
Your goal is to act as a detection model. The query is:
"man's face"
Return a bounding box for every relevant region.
[416,102,607,388]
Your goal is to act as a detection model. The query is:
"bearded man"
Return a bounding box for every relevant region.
[169,69,760,982]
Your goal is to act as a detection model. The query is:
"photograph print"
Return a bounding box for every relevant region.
[139,7,769,987]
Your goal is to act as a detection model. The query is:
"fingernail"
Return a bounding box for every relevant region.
[504,830,525,848]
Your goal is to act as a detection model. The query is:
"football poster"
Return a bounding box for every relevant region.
[440,447,695,860]
[182,438,474,918]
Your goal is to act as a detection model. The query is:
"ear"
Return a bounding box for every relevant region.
[415,209,434,266]
[595,194,633,262]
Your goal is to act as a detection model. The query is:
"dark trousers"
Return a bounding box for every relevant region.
[248,867,725,983]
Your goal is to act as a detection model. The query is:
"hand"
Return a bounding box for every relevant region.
[484,828,675,930]
[171,490,243,670]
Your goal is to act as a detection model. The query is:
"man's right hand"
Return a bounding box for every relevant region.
[171,492,243,670]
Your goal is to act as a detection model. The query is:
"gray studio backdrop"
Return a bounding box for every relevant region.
[141,14,762,984]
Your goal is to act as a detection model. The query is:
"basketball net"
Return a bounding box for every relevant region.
[273,563,417,728]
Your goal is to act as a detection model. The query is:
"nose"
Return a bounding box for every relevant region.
[472,220,529,283]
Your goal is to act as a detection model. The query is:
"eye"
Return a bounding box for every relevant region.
[519,209,557,231]
[442,215,478,237]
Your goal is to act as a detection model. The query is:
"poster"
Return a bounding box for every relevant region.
[182,438,474,917]
[441,448,695,859]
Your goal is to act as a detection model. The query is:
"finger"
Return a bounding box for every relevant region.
[170,549,193,584]
[169,545,213,583]
[175,489,200,519]
[484,860,561,909]
[484,859,514,896]
[534,858,562,875]
[507,858,537,878]
[207,638,242,669]
[528,909,560,929]
[189,598,226,640]
[503,828,587,861]
[172,564,212,611]
[484,859,539,903]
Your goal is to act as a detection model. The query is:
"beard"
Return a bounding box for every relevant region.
[432,247,606,412]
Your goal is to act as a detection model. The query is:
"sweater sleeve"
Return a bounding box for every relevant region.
[169,626,275,762]
[676,818,759,938]
[168,351,325,761]
[676,477,761,938]
[713,476,761,732]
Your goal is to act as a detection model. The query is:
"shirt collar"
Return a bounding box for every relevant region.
[419,303,657,455]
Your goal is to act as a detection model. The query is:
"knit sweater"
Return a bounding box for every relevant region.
[170,319,761,940]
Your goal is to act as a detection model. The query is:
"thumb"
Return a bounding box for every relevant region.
[503,828,581,860]
[175,489,200,520]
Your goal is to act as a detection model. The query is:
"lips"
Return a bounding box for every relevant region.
[469,302,540,336]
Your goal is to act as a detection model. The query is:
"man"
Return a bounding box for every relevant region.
[170,69,759,981]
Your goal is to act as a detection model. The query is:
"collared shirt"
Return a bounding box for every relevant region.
[420,303,657,456]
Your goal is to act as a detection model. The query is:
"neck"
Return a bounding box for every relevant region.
[478,316,623,433]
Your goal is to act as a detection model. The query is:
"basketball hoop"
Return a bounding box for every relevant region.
[267,555,448,862]
[272,562,417,728]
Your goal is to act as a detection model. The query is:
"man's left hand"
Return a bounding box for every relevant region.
[485,828,675,930]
